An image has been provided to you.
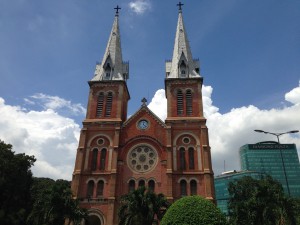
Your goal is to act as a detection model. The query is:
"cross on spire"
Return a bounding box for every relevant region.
[141,97,147,106]
[114,5,121,16]
[177,2,184,12]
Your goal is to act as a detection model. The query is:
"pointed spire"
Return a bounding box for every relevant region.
[166,4,200,79]
[92,7,129,81]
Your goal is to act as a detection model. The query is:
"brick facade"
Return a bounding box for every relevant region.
[71,9,215,225]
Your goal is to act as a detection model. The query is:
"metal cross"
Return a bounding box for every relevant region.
[141,97,147,106]
[114,5,121,16]
[177,2,184,11]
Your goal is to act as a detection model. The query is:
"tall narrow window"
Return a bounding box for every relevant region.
[177,90,183,115]
[96,93,104,117]
[104,63,111,79]
[180,180,187,196]
[105,92,113,117]
[179,147,186,170]
[129,180,135,193]
[188,147,195,170]
[186,90,193,115]
[148,180,155,192]
[190,180,197,195]
[87,180,94,198]
[91,148,98,171]
[97,180,104,196]
[179,60,187,78]
[138,180,145,187]
[100,149,107,170]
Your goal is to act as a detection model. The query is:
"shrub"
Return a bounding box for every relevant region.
[161,196,227,225]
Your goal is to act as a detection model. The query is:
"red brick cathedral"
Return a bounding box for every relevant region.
[71,5,215,225]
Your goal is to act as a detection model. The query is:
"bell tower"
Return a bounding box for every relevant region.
[71,7,130,225]
[165,3,215,200]
[87,5,129,122]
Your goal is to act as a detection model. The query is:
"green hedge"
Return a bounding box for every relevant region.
[161,196,227,225]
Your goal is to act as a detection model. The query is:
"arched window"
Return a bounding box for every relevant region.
[179,60,187,78]
[129,180,135,193]
[87,180,94,198]
[180,180,187,196]
[138,180,145,187]
[179,147,186,170]
[188,147,195,170]
[105,92,113,117]
[97,180,104,196]
[190,180,197,195]
[177,90,183,116]
[148,180,155,192]
[104,63,111,79]
[100,148,107,170]
[186,90,193,115]
[96,92,104,117]
[91,148,98,171]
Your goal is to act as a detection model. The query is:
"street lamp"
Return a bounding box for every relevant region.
[254,130,299,143]
[254,129,299,196]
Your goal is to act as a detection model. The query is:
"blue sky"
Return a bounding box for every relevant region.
[0,0,300,179]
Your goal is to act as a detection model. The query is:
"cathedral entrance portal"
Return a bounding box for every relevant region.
[86,215,101,225]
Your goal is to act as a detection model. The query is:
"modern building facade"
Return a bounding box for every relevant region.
[71,6,215,225]
[240,141,300,197]
[214,170,263,215]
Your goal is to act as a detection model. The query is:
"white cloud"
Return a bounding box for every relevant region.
[129,0,151,15]
[148,83,300,176]
[30,93,86,116]
[285,81,300,105]
[1,83,299,181]
[0,96,81,180]
[202,85,219,117]
[148,89,167,120]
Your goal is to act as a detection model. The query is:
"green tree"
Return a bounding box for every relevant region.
[0,139,36,225]
[118,186,170,225]
[160,195,227,225]
[228,176,298,225]
[27,178,87,225]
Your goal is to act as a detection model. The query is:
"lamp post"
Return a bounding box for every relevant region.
[254,129,299,196]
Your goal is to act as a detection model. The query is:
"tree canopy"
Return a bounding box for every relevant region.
[27,178,87,225]
[118,186,170,225]
[0,139,86,225]
[228,176,299,225]
[0,139,36,225]
[161,195,227,225]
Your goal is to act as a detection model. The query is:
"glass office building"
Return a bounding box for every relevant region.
[240,141,300,197]
[214,170,263,215]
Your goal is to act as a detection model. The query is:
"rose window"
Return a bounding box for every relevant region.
[127,145,158,173]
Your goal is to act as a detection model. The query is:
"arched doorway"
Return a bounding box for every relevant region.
[86,215,101,225]
[84,209,105,225]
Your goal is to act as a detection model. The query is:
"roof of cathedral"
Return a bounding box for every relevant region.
[123,100,167,129]
[166,10,200,79]
[91,13,129,82]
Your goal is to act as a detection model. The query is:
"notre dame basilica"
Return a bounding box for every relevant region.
[71,3,215,225]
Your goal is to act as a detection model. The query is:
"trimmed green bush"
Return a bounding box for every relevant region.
[161,196,227,225]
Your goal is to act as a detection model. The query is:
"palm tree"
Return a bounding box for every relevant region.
[118,186,170,225]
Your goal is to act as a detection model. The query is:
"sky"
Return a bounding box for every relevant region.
[0,0,300,180]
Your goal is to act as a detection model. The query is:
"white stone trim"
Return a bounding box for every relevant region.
[87,134,113,147]
[173,146,177,171]
[86,208,106,225]
[86,178,97,184]
[172,132,200,146]
[197,145,202,170]
[96,178,107,184]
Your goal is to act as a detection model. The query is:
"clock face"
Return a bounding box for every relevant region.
[138,120,149,130]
